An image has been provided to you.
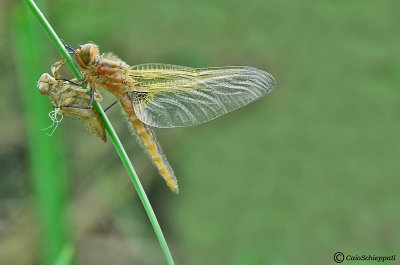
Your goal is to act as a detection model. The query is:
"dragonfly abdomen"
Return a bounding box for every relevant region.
[119,93,178,193]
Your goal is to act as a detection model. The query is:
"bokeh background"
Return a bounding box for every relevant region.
[1,0,399,264]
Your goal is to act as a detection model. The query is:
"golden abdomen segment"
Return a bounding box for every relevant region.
[119,93,178,193]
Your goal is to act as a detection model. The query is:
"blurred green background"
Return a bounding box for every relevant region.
[1,0,400,264]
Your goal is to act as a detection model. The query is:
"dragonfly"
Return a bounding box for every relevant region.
[38,59,106,142]
[62,42,276,193]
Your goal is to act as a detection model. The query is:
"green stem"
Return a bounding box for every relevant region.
[22,1,176,264]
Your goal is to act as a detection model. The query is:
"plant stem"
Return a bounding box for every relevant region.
[22,1,176,264]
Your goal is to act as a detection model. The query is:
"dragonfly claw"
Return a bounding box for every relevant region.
[61,39,76,54]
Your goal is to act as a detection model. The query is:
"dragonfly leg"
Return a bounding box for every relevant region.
[58,76,88,86]
[51,59,66,79]
[103,99,118,112]
[88,85,94,107]
[61,39,76,54]
[54,104,92,110]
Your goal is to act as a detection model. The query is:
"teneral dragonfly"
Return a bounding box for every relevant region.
[38,59,106,142]
[65,43,276,193]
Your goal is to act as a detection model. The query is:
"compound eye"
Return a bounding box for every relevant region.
[80,44,92,65]
[75,43,99,68]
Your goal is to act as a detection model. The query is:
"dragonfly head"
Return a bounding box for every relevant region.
[75,43,99,68]
[38,73,56,95]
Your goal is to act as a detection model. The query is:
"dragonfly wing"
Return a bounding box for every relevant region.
[129,64,276,128]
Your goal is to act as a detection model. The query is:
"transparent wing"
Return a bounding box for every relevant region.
[129,63,276,128]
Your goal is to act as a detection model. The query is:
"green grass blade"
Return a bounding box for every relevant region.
[54,244,75,265]
[22,1,176,264]
[12,2,71,265]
